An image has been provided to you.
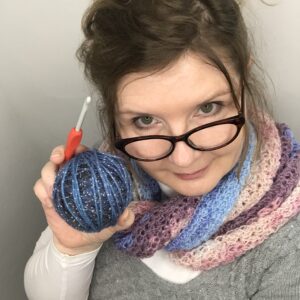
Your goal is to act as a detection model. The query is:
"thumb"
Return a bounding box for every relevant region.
[114,208,135,232]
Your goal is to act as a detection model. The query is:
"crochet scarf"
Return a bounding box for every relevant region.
[115,117,300,271]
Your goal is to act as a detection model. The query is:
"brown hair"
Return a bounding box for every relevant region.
[77,0,271,156]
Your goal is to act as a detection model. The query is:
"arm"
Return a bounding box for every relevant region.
[24,145,135,300]
[24,227,100,300]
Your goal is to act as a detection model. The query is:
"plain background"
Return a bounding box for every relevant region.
[0,1,299,299]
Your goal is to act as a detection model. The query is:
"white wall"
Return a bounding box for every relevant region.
[0,1,99,299]
[0,1,299,299]
[243,0,300,137]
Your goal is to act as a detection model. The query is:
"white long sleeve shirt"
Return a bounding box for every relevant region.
[24,184,200,300]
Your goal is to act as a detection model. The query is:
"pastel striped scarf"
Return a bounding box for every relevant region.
[115,117,300,271]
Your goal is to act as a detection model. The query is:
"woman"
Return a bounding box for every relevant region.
[25,0,300,299]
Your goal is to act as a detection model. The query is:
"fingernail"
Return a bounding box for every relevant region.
[51,150,61,158]
[122,208,129,219]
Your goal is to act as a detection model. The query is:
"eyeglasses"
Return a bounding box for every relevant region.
[115,87,245,162]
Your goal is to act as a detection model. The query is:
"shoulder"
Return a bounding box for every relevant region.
[245,212,300,299]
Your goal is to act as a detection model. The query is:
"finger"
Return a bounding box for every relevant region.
[75,144,89,154]
[50,144,89,165]
[41,161,58,197]
[50,145,66,164]
[33,179,53,208]
[114,208,135,232]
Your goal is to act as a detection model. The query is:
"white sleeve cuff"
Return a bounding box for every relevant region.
[24,227,101,300]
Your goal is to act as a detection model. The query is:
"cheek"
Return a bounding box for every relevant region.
[212,127,245,167]
[136,160,163,176]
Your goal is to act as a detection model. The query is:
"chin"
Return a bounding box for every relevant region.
[169,179,219,197]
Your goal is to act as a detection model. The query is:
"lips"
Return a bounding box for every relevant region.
[174,166,208,180]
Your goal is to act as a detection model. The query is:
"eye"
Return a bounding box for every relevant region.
[133,115,157,128]
[197,102,221,115]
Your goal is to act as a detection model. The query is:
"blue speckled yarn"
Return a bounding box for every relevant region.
[130,159,162,201]
[52,149,133,232]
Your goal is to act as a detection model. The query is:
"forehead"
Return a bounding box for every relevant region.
[116,53,236,112]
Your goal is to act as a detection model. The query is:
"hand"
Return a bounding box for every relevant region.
[33,145,135,256]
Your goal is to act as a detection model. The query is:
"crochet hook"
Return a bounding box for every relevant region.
[65,96,92,161]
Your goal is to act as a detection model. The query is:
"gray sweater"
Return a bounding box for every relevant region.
[89,212,300,300]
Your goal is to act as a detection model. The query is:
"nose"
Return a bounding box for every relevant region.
[168,140,199,168]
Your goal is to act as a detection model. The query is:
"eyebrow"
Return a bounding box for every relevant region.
[117,90,232,116]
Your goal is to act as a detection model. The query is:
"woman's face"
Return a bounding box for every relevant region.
[116,53,245,196]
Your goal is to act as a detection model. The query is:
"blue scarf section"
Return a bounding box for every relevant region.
[131,126,257,251]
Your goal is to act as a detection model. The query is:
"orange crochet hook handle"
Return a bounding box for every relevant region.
[65,128,83,161]
[64,96,91,161]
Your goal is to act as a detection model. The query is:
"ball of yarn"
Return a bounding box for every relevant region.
[52,149,133,232]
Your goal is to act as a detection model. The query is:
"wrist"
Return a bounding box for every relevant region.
[53,236,102,256]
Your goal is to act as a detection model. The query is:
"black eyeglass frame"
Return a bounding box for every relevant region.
[115,87,245,162]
